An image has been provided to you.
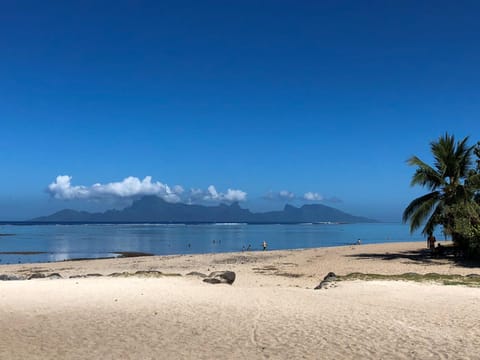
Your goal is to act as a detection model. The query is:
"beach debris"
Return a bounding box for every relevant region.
[314,272,337,290]
[47,273,62,279]
[108,271,166,278]
[186,271,207,278]
[27,273,46,280]
[0,274,25,281]
[108,272,132,277]
[115,251,154,258]
[68,273,103,278]
[133,270,164,277]
[274,272,303,278]
[68,270,180,279]
[203,271,236,285]
[466,274,480,278]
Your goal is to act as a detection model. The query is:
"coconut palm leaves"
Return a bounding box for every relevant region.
[403,133,476,236]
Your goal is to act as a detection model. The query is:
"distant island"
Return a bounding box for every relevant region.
[32,196,376,224]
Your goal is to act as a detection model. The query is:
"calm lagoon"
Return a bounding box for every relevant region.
[0,222,443,264]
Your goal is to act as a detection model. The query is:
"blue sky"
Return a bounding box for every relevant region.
[1,1,479,221]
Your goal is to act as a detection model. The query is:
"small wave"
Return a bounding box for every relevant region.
[313,221,341,225]
[213,222,246,226]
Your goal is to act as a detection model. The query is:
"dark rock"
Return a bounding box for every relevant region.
[28,273,46,280]
[186,271,207,278]
[203,271,236,285]
[47,273,62,279]
[314,280,337,290]
[323,272,337,282]
[314,272,337,290]
[313,281,328,290]
[203,278,222,284]
[0,274,25,281]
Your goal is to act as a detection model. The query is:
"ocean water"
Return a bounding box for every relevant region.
[0,222,444,265]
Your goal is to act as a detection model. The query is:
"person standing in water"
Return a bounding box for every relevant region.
[262,240,267,251]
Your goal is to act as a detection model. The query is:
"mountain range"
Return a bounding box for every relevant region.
[32,196,376,224]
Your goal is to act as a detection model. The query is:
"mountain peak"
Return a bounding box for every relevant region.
[32,196,376,223]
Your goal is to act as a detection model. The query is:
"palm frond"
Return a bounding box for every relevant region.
[407,156,443,189]
[466,173,480,190]
[431,134,473,183]
[431,133,455,175]
[456,137,474,179]
[402,191,440,233]
[422,203,444,236]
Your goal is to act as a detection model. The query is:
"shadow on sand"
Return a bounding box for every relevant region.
[346,248,480,268]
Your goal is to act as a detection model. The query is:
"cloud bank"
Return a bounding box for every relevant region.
[48,175,247,203]
[303,192,323,201]
[204,185,247,202]
[48,176,338,206]
[265,190,333,202]
[264,190,296,201]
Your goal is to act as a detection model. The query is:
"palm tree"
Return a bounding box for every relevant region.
[402,133,475,237]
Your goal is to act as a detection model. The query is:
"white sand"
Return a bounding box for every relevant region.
[1,242,479,359]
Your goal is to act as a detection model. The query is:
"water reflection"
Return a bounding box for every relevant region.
[0,223,435,265]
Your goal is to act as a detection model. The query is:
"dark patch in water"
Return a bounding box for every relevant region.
[0,251,47,255]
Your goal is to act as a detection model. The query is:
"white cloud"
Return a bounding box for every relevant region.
[205,185,219,200]
[48,175,247,204]
[203,185,247,202]
[48,175,90,200]
[223,188,247,202]
[279,190,295,200]
[48,175,183,202]
[303,192,323,201]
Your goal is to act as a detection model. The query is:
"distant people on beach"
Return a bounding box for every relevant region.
[262,241,267,251]
[247,244,251,251]
[436,242,444,256]
[356,239,362,245]
[427,233,436,250]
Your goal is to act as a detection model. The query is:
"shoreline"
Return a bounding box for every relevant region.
[1,241,478,285]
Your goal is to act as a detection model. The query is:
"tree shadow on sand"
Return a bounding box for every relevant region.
[346,249,480,268]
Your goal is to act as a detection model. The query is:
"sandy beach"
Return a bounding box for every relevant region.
[1,241,480,359]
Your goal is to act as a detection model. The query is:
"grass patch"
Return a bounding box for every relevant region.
[252,265,278,271]
[339,272,480,287]
[274,272,304,278]
[107,271,182,278]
